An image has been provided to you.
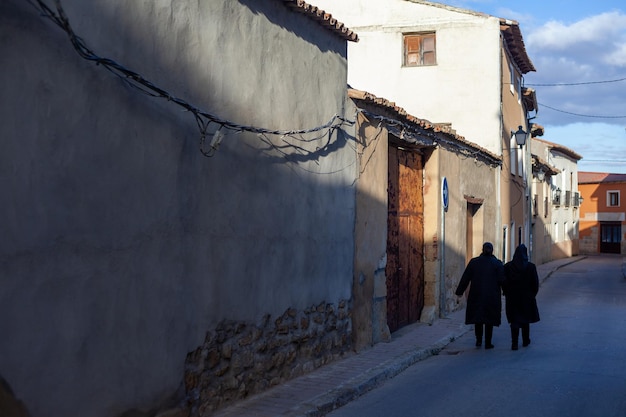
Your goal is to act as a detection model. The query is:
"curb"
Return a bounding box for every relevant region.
[539,256,587,285]
[287,326,470,417]
[285,256,586,417]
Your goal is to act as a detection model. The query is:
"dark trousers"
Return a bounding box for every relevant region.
[510,323,530,346]
[474,323,493,345]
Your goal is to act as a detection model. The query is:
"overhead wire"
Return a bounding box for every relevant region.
[524,75,626,119]
[537,103,626,119]
[526,76,626,87]
[27,0,355,159]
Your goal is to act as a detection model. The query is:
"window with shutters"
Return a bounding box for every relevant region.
[403,33,436,67]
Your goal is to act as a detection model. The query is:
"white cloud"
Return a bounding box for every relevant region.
[527,11,626,51]
[492,7,534,24]
[523,11,626,129]
[606,42,626,66]
[541,123,626,173]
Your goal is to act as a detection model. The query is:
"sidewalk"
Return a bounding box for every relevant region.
[212,256,586,417]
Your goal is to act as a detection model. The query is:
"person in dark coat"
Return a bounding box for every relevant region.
[455,242,505,349]
[503,244,540,350]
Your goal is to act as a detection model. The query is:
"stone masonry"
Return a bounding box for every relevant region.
[184,300,352,416]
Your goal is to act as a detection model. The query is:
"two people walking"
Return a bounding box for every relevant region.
[455,242,540,350]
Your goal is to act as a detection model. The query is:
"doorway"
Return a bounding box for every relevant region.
[600,223,621,254]
[386,145,424,333]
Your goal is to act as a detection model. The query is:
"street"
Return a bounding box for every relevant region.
[328,255,626,417]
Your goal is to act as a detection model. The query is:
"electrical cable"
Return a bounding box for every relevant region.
[27,0,355,158]
[526,76,626,87]
[537,102,626,119]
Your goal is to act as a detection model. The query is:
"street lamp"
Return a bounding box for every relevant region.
[536,168,546,182]
[513,125,527,148]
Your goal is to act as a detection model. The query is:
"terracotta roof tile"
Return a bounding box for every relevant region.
[579,171,626,184]
[500,20,535,73]
[348,88,501,165]
[531,153,560,175]
[282,0,359,42]
[533,137,583,161]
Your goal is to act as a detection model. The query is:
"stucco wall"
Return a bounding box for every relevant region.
[424,146,499,317]
[313,0,504,155]
[0,1,355,416]
[546,152,580,260]
[579,181,626,255]
[500,42,531,263]
[531,179,554,265]
[352,112,391,348]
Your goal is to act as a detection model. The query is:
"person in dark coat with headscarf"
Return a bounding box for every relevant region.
[455,242,505,349]
[503,244,540,350]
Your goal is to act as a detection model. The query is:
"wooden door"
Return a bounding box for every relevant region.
[386,146,424,333]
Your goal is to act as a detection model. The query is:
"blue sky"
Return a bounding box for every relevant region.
[444,0,626,173]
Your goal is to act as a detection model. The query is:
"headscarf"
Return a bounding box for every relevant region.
[512,244,529,270]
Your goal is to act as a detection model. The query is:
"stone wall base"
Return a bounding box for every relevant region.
[184,300,352,415]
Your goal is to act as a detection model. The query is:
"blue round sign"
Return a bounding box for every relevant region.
[442,177,449,210]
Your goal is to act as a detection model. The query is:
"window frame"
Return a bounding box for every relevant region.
[403,32,437,67]
[607,190,620,207]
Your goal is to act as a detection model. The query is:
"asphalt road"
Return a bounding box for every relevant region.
[327,255,626,417]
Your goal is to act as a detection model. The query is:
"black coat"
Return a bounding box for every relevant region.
[455,254,505,326]
[503,258,540,325]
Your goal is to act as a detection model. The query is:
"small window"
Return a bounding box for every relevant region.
[608,191,620,207]
[509,62,521,100]
[404,33,436,67]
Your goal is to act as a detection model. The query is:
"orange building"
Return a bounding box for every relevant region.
[579,172,626,254]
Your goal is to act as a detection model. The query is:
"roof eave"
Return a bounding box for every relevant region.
[500,20,535,74]
[282,0,359,42]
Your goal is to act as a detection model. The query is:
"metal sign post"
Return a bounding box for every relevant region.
[440,177,448,317]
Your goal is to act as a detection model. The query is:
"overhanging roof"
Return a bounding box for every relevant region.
[533,138,583,161]
[348,88,501,167]
[579,172,626,184]
[500,19,535,74]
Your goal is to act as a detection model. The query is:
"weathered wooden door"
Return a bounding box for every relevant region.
[386,145,424,333]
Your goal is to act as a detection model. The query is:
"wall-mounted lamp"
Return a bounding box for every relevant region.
[513,125,527,148]
[536,168,545,182]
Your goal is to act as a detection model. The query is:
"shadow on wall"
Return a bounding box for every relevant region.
[237,0,349,53]
[1,1,356,417]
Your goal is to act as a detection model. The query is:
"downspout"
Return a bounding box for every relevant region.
[497,33,504,260]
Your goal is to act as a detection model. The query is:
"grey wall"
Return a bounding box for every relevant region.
[0,1,355,416]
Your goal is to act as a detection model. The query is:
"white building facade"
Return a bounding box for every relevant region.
[314,0,536,262]
[532,138,583,260]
